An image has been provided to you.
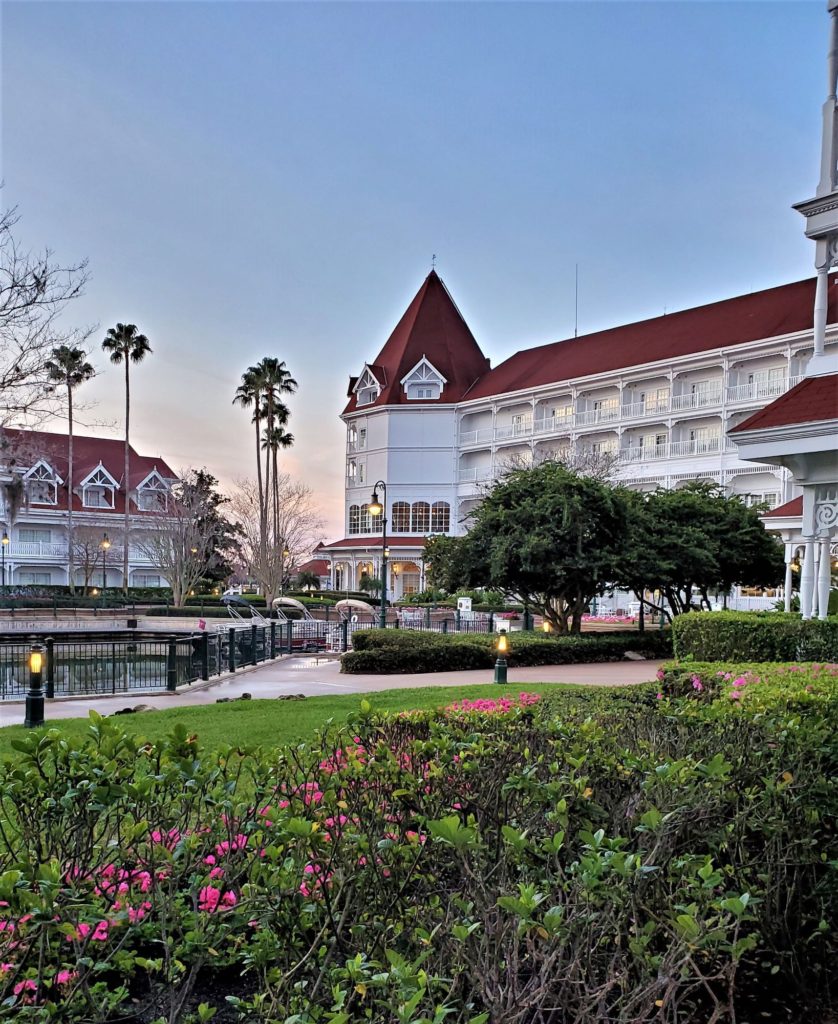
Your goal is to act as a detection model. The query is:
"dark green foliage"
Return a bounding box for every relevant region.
[343,628,672,673]
[672,611,838,662]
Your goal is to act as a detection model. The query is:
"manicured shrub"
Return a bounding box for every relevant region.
[658,659,838,707]
[0,682,835,1022]
[343,628,672,673]
[672,610,838,662]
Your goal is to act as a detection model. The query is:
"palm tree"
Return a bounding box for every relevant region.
[255,358,297,547]
[296,570,320,592]
[102,323,152,592]
[45,345,95,594]
[233,367,266,552]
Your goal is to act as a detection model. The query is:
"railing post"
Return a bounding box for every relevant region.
[488,612,494,634]
[251,623,258,665]
[166,639,177,692]
[112,642,117,695]
[200,631,209,681]
[286,621,293,655]
[45,636,55,699]
[442,618,448,634]
[228,627,236,673]
[340,620,348,652]
[425,606,431,628]
[270,621,277,659]
[455,609,461,632]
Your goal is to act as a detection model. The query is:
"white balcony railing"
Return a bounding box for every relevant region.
[670,388,723,411]
[7,542,68,558]
[495,420,533,441]
[458,467,495,483]
[621,399,671,419]
[459,427,494,446]
[726,375,803,404]
[669,436,722,457]
[575,407,620,427]
[620,444,669,463]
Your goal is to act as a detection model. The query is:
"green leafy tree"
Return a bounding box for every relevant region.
[447,463,629,633]
[102,323,152,591]
[296,569,321,592]
[45,345,95,594]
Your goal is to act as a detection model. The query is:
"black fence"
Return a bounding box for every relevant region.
[0,623,294,701]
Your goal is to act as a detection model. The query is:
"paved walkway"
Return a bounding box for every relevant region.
[0,656,663,726]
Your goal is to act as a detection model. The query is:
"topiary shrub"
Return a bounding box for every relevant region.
[672,611,838,662]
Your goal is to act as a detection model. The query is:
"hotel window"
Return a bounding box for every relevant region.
[348,505,360,535]
[82,468,116,508]
[408,384,440,400]
[135,573,162,587]
[639,432,667,452]
[431,501,450,533]
[359,504,372,533]
[392,502,411,532]
[27,464,58,505]
[641,387,670,412]
[551,405,572,423]
[358,428,367,450]
[19,571,51,585]
[748,367,785,397]
[590,440,617,454]
[690,380,720,404]
[348,425,357,448]
[358,463,365,484]
[18,528,51,544]
[511,413,532,434]
[593,398,618,419]
[411,501,430,533]
[688,427,720,452]
[347,459,357,484]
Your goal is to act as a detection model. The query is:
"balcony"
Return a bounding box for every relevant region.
[495,420,533,442]
[7,542,68,559]
[621,399,671,420]
[619,436,724,462]
[670,387,723,412]
[670,436,722,456]
[575,407,620,427]
[726,375,803,404]
[459,427,494,446]
[620,444,669,463]
[457,467,495,484]
[534,413,573,435]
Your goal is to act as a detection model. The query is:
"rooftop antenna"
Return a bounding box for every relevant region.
[431,253,437,270]
[574,263,579,337]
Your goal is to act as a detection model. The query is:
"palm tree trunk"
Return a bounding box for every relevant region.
[123,356,130,593]
[67,386,75,595]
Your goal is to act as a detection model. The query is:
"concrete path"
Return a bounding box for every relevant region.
[0,656,663,727]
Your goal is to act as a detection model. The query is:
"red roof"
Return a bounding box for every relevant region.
[297,558,330,576]
[0,428,177,515]
[320,537,428,550]
[465,276,838,401]
[763,496,803,519]
[343,270,490,414]
[729,374,838,433]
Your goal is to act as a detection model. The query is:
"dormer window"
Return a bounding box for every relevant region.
[354,367,382,407]
[136,471,169,512]
[25,462,59,505]
[81,467,117,509]
[401,356,446,401]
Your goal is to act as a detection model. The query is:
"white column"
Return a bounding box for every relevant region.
[813,256,829,361]
[801,538,816,620]
[783,552,794,614]
[812,543,821,619]
[818,535,832,621]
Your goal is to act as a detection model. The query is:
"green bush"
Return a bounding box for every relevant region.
[0,681,835,1021]
[343,628,672,673]
[658,659,838,708]
[672,610,838,662]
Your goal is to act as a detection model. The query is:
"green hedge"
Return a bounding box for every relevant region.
[672,611,838,662]
[342,628,672,673]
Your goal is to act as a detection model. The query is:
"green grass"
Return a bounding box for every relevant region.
[0,683,616,758]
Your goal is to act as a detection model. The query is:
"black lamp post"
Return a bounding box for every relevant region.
[493,632,509,684]
[24,642,45,728]
[1,530,7,594]
[100,533,111,608]
[368,481,388,629]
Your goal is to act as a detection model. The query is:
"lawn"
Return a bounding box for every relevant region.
[0,682,605,758]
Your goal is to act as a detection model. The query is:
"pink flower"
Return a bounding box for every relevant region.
[55,969,77,986]
[656,692,664,701]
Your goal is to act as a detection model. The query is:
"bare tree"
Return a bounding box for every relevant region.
[0,207,91,425]
[230,475,324,605]
[71,526,110,594]
[133,471,228,606]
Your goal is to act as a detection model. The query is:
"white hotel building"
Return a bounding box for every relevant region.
[321,270,838,598]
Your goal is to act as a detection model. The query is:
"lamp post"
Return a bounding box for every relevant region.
[100,533,111,608]
[493,632,509,684]
[1,530,8,595]
[24,642,44,728]
[368,482,388,629]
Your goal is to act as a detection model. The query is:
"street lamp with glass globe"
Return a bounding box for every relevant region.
[368,482,388,628]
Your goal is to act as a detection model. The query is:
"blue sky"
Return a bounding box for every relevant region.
[1,0,824,537]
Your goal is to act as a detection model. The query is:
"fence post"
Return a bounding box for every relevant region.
[442,618,448,634]
[45,637,55,699]
[455,609,461,632]
[523,607,532,631]
[251,623,258,666]
[111,642,117,695]
[270,621,277,659]
[286,621,293,655]
[228,627,236,673]
[425,606,431,628]
[200,631,209,681]
[166,639,177,692]
[488,612,494,634]
[340,620,348,653]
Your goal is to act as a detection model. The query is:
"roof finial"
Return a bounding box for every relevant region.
[431,253,437,270]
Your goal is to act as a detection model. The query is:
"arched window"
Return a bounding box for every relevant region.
[360,504,372,533]
[431,501,450,533]
[392,501,410,532]
[348,505,360,535]
[411,501,430,533]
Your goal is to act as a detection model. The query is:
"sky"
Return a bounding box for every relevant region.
[0,0,826,540]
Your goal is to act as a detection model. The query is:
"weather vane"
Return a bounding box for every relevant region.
[431,253,437,269]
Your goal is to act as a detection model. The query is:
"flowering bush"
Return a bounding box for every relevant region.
[0,683,835,1022]
[657,660,838,707]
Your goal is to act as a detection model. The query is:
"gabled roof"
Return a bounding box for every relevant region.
[763,495,803,519]
[343,270,490,413]
[320,537,427,550]
[729,374,838,433]
[464,276,838,402]
[0,428,177,515]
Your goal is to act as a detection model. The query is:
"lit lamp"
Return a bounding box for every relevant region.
[100,533,111,606]
[368,481,388,628]
[542,620,552,633]
[494,632,509,684]
[24,642,45,728]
